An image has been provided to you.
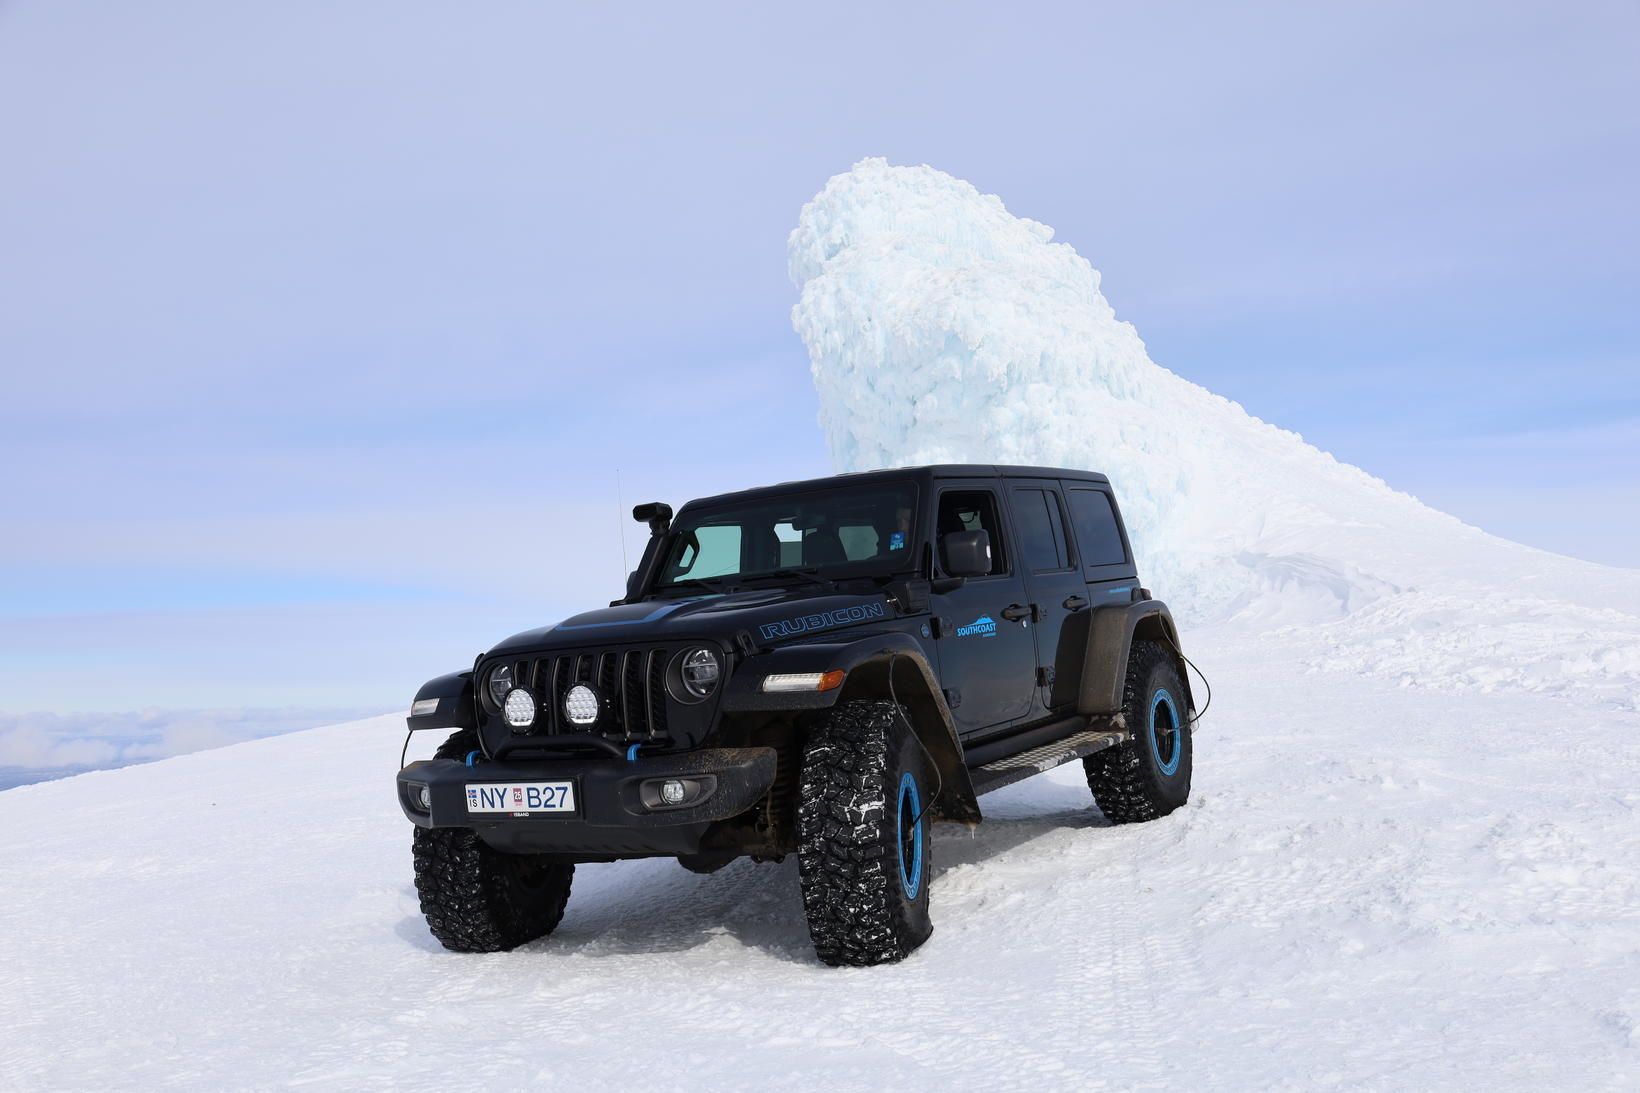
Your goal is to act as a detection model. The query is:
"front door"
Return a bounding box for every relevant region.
[929,483,1037,740]
[1008,481,1091,716]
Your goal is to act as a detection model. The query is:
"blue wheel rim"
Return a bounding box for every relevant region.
[896,771,924,900]
[1149,689,1182,776]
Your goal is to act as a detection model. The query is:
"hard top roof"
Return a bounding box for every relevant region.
[677,464,1111,512]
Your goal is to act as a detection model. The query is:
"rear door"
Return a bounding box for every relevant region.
[928,480,1038,739]
[1007,481,1089,716]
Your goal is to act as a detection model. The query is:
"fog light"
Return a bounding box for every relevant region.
[639,774,717,810]
[412,784,431,810]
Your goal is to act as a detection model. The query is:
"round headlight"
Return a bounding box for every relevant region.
[487,664,512,707]
[503,687,536,729]
[678,647,720,700]
[563,684,600,726]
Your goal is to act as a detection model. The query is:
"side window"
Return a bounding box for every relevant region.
[935,489,1008,576]
[1011,487,1071,571]
[1067,489,1127,566]
[670,524,743,579]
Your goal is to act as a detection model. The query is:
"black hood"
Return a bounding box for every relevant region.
[488,588,899,656]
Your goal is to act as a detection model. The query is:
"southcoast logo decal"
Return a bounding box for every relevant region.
[759,602,887,641]
[956,615,997,638]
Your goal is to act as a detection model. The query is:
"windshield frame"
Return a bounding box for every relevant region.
[648,480,924,596]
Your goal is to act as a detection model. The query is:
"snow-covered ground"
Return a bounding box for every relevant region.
[2,624,1636,1090]
[2,161,1635,1089]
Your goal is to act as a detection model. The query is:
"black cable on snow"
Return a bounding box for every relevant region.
[1160,630,1212,728]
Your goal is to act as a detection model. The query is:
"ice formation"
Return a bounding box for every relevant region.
[790,159,1640,700]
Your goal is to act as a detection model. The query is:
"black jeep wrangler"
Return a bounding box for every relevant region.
[398,465,1194,966]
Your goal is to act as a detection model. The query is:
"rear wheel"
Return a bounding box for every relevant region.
[411,730,575,953]
[797,700,933,966]
[1084,640,1192,823]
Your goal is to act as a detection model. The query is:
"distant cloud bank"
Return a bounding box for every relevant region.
[0,706,387,790]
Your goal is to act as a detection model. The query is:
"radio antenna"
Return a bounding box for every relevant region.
[616,468,629,581]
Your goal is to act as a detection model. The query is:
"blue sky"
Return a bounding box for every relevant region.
[1,1,1636,726]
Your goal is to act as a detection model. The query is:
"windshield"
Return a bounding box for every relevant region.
[653,482,920,592]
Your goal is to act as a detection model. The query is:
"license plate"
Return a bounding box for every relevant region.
[465,782,576,815]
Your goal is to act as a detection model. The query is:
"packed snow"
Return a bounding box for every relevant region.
[2,161,1637,1090]
[3,644,1636,1089]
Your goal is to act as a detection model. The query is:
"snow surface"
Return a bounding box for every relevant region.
[2,160,1637,1089]
[2,638,1637,1090]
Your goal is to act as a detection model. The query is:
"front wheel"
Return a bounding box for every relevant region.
[797,700,934,966]
[1084,640,1193,823]
[411,730,575,952]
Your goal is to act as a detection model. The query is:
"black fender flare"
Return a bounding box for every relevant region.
[1076,600,1193,717]
[407,670,476,734]
[721,630,982,825]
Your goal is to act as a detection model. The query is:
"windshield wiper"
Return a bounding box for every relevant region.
[655,576,736,597]
[740,567,839,593]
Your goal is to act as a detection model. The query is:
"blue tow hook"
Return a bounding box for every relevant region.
[626,743,642,762]
[464,750,479,767]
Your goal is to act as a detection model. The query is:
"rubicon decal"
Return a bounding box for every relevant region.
[759,601,887,641]
[956,615,997,638]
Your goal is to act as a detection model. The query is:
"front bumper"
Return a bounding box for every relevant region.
[396,746,776,858]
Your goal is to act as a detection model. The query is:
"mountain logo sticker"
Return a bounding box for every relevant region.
[956,615,997,638]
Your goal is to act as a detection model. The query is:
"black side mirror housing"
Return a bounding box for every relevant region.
[941,529,992,578]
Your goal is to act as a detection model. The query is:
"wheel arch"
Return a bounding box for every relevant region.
[1076,600,1194,718]
[838,649,982,825]
[720,629,982,825]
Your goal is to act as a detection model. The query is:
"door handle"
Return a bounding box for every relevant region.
[1063,595,1089,611]
[1001,604,1033,623]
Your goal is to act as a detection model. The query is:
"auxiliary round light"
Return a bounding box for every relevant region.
[660,780,687,806]
[502,687,536,729]
[678,647,721,700]
[563,683,600,726]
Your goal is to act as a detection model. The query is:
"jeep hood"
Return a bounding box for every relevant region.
[486,588,898,657]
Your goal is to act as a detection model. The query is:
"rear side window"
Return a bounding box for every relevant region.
[1011,488,1071,571]
[1066,489,1127,566]
[935,490,1009,575]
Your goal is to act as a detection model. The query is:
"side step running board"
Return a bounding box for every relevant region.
[968,728,1128,797]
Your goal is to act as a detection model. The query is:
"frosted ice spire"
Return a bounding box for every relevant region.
[787,157,1393,611]
[786,158,1640,699]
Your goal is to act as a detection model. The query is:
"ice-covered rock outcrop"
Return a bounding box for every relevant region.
[789,159,1640,702]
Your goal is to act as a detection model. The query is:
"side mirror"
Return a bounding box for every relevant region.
[941,529,992,578]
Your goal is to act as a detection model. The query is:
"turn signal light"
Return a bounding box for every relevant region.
[761,670,846,693]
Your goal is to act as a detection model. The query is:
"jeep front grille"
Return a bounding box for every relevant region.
[500,647,673,743]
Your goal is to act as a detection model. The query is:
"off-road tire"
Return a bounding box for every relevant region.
[797,700,934,967]
[411,730,575,953]
[1084,640,1193,823]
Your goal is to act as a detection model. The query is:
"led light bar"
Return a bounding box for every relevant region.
[761,670,846,693]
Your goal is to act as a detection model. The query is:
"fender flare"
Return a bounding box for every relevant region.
[1076,601,1194,717]
[721,631,982,825]
[407,670,476,733]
